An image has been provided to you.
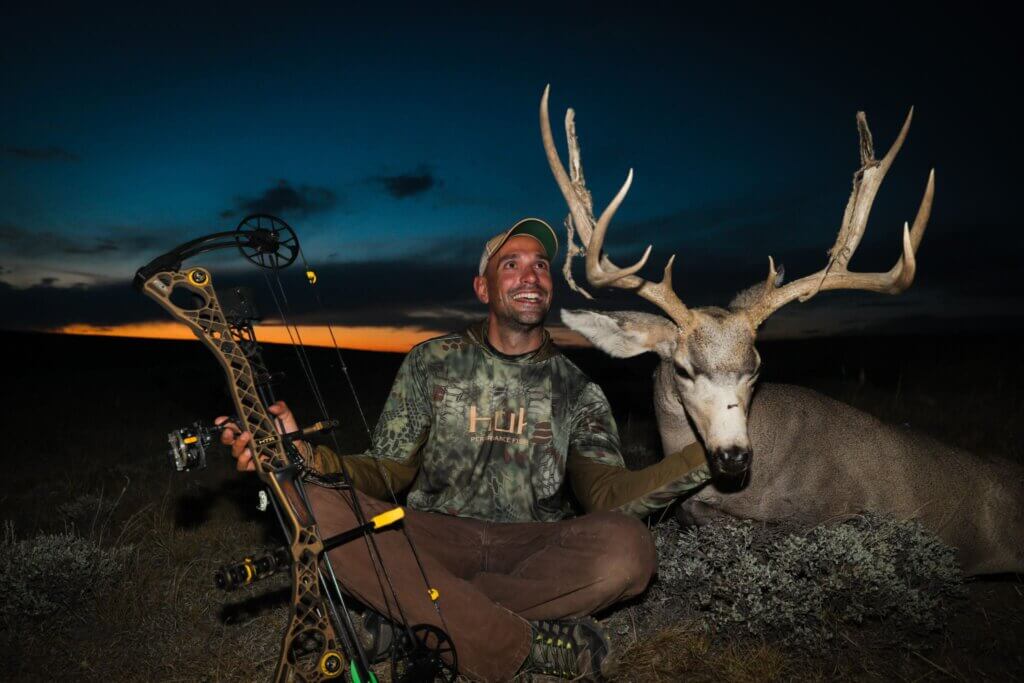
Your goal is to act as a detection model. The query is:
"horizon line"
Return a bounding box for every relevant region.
[50,321,592,353]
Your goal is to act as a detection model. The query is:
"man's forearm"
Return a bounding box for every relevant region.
[313,445,419,499]
[569,442,710,517]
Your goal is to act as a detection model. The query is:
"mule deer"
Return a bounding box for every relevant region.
[541,85,1024,575]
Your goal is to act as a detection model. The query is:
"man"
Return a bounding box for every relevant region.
[222,218,710,681]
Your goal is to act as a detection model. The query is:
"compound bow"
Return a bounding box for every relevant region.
[134,215,455,682]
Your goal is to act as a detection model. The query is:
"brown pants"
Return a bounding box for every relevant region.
[305,486,657,682]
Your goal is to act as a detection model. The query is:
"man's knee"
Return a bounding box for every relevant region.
[586,513,657,597]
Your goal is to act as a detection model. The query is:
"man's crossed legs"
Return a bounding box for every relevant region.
[306,487,656,682]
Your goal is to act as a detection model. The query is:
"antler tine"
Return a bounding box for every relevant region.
[747,109,933,327]
[887,166,936,290]
[541,85,692,327]
[585,169,650,284]
[542,87,587,237]
[907,167,935,254]
[825,108,914,274]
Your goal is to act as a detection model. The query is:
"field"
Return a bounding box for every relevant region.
[1,330,1022,681]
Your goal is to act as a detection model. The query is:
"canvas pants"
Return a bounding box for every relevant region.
[305,486,657,682]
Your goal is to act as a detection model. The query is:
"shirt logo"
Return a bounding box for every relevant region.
[468,405,528,445]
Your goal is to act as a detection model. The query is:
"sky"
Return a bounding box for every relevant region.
[2,5,1021,351]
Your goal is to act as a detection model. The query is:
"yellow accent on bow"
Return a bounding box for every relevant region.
[372,507,405,529]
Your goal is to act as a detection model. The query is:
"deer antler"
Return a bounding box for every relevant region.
[541,85,692,327]
[745,109,935,326]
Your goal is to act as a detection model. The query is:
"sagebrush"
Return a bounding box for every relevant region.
[0,522,135,624]
[637,513,965,650]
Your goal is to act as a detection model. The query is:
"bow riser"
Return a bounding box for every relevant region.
[142,267,345,682]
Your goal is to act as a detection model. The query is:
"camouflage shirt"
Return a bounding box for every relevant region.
[319,321,711,522]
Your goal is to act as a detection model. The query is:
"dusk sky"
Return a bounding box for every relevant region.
[2,5,1020,351]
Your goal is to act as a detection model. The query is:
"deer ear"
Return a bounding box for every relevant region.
[560,309,679,359]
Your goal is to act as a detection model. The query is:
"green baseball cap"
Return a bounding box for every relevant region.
[478,217,559,275]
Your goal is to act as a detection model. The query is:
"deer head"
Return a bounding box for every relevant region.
[541,85,934,480]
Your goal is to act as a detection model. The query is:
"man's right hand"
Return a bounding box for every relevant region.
[216,400,301,472]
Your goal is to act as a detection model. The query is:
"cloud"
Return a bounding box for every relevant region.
[0,277,153,329]
[371,167,438,199]
[3,145,79,162]
[63,239,118,255]
[1,220,1021,339]
[0,223,166,259]
[405,306,481,321]
[225,179,339,218]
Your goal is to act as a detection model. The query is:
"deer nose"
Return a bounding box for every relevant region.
[715,447,751,474]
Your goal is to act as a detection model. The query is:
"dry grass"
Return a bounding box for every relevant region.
[0,484,286,681]
[607,623,797,683]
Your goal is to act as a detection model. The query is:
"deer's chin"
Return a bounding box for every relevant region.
[713,460,750,477]
[709,465,752,493]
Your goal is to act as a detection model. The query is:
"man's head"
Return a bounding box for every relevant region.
[473,218,558,332]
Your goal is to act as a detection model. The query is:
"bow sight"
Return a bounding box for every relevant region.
[167,418,340,472]
[167,419,230,471]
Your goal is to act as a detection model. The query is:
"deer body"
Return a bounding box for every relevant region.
[662,377,1024,576]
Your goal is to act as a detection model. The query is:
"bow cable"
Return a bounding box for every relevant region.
[295,247,451,636]
[260,264,414,637]
[259,248,452,664]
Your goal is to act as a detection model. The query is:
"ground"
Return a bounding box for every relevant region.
[1,331,1021,681]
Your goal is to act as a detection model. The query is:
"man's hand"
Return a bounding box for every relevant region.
[216,401,301,472]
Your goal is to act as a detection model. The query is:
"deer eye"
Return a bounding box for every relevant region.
[675,364,694,382]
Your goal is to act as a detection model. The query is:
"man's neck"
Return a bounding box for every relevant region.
[485,317,545,355]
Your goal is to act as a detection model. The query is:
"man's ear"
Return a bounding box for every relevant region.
[560,309,679,360]
[473,275,489,304]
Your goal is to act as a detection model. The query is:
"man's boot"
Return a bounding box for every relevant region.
[519,617,611,680]
[361,609,396,663]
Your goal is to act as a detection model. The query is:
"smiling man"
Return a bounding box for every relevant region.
[222,217,711,681]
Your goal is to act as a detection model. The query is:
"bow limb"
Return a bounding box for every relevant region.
[140,265,357,682]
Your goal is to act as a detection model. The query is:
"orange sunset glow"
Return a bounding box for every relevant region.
[59,322,449,353]
[58,321,591,353]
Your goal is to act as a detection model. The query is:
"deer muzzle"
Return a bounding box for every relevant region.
[711,446,752,476]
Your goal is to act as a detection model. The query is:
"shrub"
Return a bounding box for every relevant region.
[57,493,117,527]
[0,522,135,623]
[647,513,965,651]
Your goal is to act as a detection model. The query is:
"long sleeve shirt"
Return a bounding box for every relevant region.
[315,321,710,522]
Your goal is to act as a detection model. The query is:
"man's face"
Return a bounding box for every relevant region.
[473,234,553,331]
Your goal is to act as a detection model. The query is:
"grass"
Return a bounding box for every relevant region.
[1,331,1022,681]
[607,624,795,683]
